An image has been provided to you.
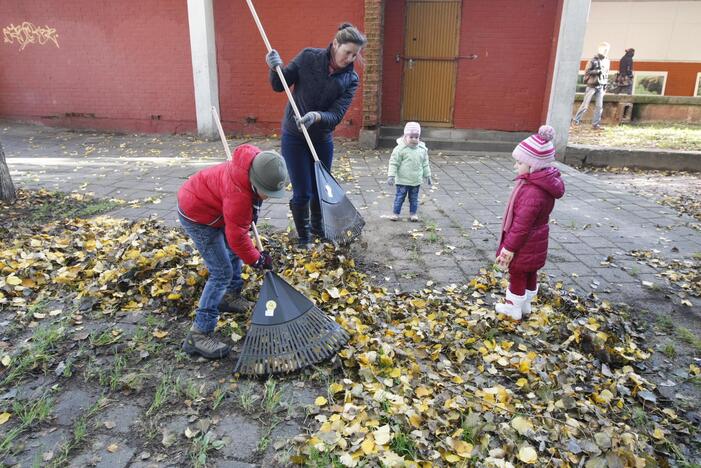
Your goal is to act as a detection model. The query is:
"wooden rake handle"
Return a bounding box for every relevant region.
[211,106,264,252]
[244,0,320,163]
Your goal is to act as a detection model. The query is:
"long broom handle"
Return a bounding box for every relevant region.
[211,106,265,253]
[244,0,320,163]
[211,106,232,160]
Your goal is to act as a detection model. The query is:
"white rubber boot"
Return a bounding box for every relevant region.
[522,285,539,316]
[495,289,526,320]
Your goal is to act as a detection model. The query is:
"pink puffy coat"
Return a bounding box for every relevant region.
[497,167,565,272]
[177,144,261,265]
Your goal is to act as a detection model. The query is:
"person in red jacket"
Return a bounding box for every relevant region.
[177,144,289,359]
[495,126,565,320]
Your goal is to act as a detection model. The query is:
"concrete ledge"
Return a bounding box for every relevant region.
[562,144,701,172]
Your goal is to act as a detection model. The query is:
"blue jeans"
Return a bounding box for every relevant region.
[573,86,605,126]
[281,131,334,206]
[393,185,420,215]
[178,213,243,333]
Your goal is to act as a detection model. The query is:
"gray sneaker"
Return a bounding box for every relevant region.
[219,292,254,313]
[182,326,230,359]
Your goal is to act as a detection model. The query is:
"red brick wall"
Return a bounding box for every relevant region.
[382,0,558,131]
[214,0,365,138]
[454,0,558,131]
[0,0,196,133]
[580,60,701,97]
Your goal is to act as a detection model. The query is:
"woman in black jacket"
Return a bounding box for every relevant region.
[265,23,367,248]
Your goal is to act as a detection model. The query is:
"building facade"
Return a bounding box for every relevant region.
[1,0,587,145]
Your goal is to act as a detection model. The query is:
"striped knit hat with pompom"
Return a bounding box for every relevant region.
[512,125,556,171]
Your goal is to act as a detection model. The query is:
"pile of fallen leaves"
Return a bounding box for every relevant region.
[1,208,699,465]
[657,193,701,223]
[629,249,701,305]
[285,258,697,466]
[0,216,205,316]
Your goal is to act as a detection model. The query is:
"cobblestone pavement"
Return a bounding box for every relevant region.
[4,120,700,312]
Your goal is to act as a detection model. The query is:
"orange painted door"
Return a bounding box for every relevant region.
[400,0,461,125]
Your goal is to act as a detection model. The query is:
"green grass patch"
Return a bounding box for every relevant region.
[676,327,701,352]
[570,122,701,152]
[0,324,65,388]
[307,447,343,468]
[0,394,54,458]
[390,430,418,459]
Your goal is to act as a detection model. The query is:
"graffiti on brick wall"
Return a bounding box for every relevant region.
[3,22,60,51]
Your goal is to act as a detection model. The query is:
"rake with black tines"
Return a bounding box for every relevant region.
[233,223,350,375]
[243,0,365,246]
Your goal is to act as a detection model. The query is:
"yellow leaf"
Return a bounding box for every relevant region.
[167,293,182,300]
[152,330,169,339]
[516,377,528,388]
[329,383,344,394]
[511,416,533,435]
[314,396,328,406]
[374,424,391,445]
[410,298,426,309]
[415,386,432,397]
[452,439,473,457]
[0,412,11,425]
[451,375,464,384]
[339,452,357,467]
[5,275,21,286]
[444,453,461,463]
[594,389,613,405]
[518,445,538,464]
[408,413,422,428]
[107,443,119,453]
[361,436,375,454]
[1,355,10,367]
[652,427,665,440]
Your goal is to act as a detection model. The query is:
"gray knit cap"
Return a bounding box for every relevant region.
[249,150,288,198]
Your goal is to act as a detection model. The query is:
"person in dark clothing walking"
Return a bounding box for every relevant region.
[612,48,635,95]
[265,23,367,248]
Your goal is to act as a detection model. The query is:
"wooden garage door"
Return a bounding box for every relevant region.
[400,0,461,124]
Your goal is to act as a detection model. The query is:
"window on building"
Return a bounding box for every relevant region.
[695,73,701,97]
[633,72,668,96]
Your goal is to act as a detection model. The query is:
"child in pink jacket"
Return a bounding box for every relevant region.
[495,125,565,320]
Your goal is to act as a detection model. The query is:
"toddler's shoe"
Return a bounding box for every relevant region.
[389,214,399,221]
[495,290,526,321]
[409,214,419,222]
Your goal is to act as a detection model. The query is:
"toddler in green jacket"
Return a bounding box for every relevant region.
[387,122,432,221]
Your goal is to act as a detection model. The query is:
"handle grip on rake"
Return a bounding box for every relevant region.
[244,0,320,163]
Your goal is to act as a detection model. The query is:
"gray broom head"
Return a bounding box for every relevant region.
[233,271,349,376]
[314,161,365,246]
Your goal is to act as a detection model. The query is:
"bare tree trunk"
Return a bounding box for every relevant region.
[0,140,17,203]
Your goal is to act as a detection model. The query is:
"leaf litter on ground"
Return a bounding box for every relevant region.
[0,190,699,466]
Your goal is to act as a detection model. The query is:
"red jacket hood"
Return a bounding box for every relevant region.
[229,144,259,188]
[517,167,565,199]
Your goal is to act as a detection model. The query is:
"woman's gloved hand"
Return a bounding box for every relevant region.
[265,50,283,70]
[294,112,320,131]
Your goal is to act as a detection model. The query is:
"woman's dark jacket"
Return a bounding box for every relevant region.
[270,45,359,140]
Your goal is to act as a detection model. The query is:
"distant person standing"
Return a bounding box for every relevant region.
[612,48,635,95]
[572,42,611,130]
